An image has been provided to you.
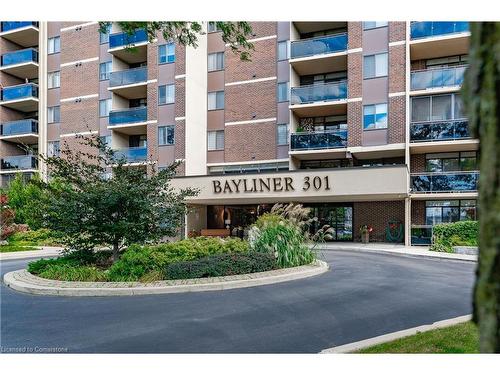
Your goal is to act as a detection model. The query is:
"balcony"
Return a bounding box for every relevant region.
[108,107,148,134]
[0,22,39,47]
[0,119,38,143]
[410,120,478,153]
[0,155,37,172]
[290,34,348,75]
[113,147,147,164]
[411,171,479,193]
[108,67,148,99]
[410,65,466,92]
[108,29,148,64]
[410,22,470,60]
[290,81,347,117]
[410,22,469,40]
[0,83,39,112]
[0,48,39,79]
[291,129,347,150]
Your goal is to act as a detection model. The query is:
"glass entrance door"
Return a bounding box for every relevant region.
[311,204,353,241]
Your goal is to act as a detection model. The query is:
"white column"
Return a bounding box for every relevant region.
[38,22,48,181]
[184,23,208,176]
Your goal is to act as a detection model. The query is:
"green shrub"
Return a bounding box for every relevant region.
[37,264,107,282]
[254,213,284,229]
[28,257,81,275]
[28,250,112,275]
[8,228,60,246]
[0,245,37,253]
[430,221,478,253]
[107,237,249,281]
[165,252,277,280]
[251,222,315,268]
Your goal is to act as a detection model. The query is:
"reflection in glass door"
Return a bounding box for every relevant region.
[311,204,353,241]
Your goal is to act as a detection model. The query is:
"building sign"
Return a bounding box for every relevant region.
[212,175,331,194]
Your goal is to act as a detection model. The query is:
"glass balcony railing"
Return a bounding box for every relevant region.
[411,171,479,192]
[410,119,471,142]
[291,81,347,105]
[1,119,38,136]
[1,155,37,170]
[290,33,348,59]
[1,22,38,33]
[1,48,38,67]
[290,129,348,151]
[410,22,469,39]
[109,107,147,125]
[109,66,147,87]
[109,29,148,49]
[411,225,433,245]
[113,147,147,163]
[411,65,466,90]
[1,83,38,102]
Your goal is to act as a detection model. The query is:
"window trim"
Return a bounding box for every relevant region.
[48,36,61,55]
[207,52,225,72]
[277,40,289,61]
[158,84,175,105]
[99,98,112,118]
[363,103,388,131]
[363,52,389,79]
[277,81,290,103]
[47,105,60,124]
[207,91,225,111]
[363,21,389,30]
[207,130,224,151]
[277,123,289,146]
[158,43,176,65]
[158,125,175,146]
[47,70,60,89]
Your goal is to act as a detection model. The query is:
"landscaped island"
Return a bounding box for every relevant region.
[26,205,326,283]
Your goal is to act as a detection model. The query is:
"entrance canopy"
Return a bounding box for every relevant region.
[171,165,409,205]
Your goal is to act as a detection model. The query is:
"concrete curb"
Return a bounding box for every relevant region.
[320,314,472,353]
[0,247,64,261]
[3,260,329,297]
[316,245,477,263]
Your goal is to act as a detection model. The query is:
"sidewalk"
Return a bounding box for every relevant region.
[315,242,477,262]
[0,246,64,261]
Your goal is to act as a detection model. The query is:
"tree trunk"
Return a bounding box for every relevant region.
[464,22,500,353]
[112,242,120,263]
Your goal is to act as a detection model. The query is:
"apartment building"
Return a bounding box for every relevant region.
[0,21,477,245]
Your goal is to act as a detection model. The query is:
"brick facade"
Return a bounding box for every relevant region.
[347,101,362,147]
[225,39,276,83]
[61,61,99,98]
[225,80,276,123]
[224,122,277,162]
[411,200,426,225]
[60,24,99,64]
[388,96,406,144]
[389,22,406,42]
[60,98,99,134]
[353,201,405,242]
[388,44,406,93]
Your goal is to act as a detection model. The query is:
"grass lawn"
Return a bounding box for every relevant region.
[0,244,38,253]
[358,322,479,353]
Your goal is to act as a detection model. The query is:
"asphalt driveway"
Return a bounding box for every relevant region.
[0,250,475,353]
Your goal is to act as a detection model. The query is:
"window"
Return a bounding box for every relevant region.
[99,99,112,117]
[158,43,175,64]
[208,130,224,150]
[278,41,288,61]
[208,22,221,33]
[99,62,112,80]
[208,52,224,71]
[100,24,111,44]
[159,84,175,105]
[100,135,112,148]
[363,21,389,30]
[363,103,388,130]
[158,125,175,145]
[208,91,224,110]
[411,94,464,122]
[277,82,289,102]
[277,124,289,145]
[47,106,60,123]
[425,200,477,225]
[48,141,60,157]
[363,53,388,78]
[300,71,347,86]
[425,152,478,172]
[47,71,60,89]
[48,36,60,54]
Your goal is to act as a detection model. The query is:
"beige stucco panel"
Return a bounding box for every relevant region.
[171,166,409,204]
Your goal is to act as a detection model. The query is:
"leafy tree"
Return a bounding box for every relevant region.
[99,21,254,60]
[5,173,44,229]
[464,22,500,353]
[32,135,198,262]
